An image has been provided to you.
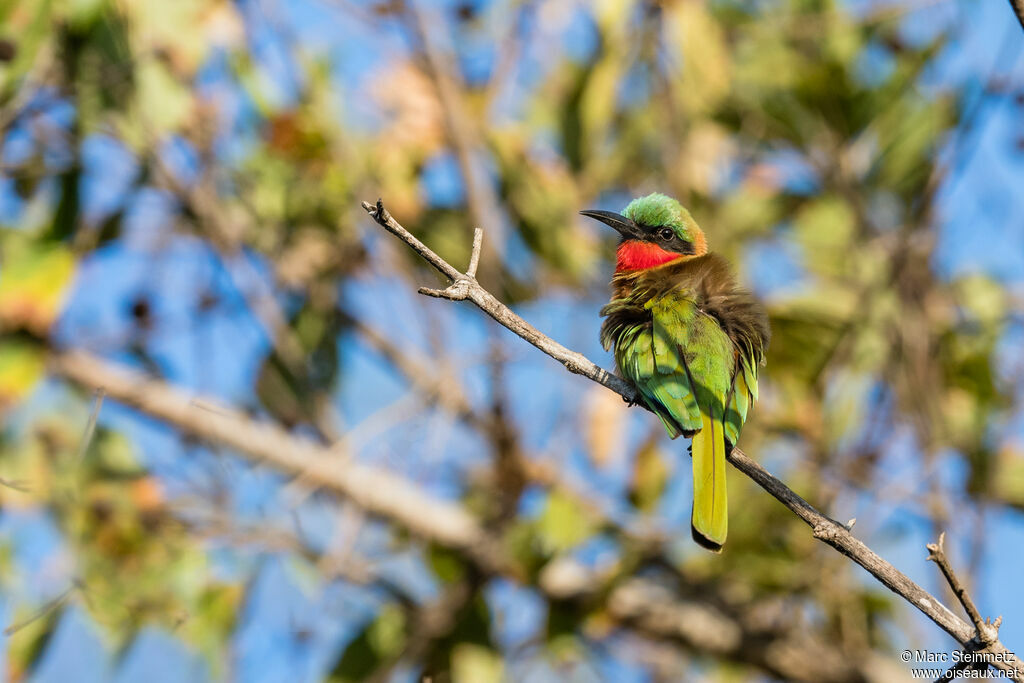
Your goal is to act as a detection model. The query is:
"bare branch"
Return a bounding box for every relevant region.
[542,557,891,682]
[362,198,1021,678]
[50,350,516,580]
[53,348,879,682]
[1009,0,1024,33]
[927,532,1003,646]
[362,200,637,398]
[935,659,979,683]
[363,200,462,282]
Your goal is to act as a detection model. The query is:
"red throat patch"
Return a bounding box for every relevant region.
[616,240,683,272]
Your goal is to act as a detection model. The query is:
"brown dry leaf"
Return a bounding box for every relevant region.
[582,384,628,468]
[743,163,785,195]
[130,477,165,511]
[368,62,445,154]
[678,122,733,195]
[200,1,244,49]
[118,0,211,76]
[275,229,339,288]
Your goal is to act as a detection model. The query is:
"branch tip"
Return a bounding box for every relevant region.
[925,532,1001,646]
[467,227,483,278]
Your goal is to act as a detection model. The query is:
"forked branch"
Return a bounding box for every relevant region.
[362,197,1019,678]
[928,532,1003,646]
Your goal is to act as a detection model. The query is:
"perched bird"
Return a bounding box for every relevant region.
[582,193,769,551]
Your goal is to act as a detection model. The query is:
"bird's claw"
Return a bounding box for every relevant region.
[622,393,641,408]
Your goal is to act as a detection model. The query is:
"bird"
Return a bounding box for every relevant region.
[581,193,769,552]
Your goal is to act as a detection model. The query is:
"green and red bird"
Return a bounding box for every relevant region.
[582,193,769,551]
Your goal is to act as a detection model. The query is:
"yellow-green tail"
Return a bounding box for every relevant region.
[691,411,727,552]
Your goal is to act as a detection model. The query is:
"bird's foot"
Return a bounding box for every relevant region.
[622,393,641,408]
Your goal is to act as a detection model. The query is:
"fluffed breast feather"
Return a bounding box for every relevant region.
[601,254,769,367]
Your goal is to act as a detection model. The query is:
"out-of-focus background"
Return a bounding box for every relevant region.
[1,0,1023,680]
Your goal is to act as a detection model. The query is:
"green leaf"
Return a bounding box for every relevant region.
[628,440,670,514]
[367,604,406,659]
[329,626,382,683]
[792,196,856,276]
[452,644,503,683]
[6,603,64,679]
[328,606,406,683]
[428,545,467,584]
[89,430,144,478]
[537,491,594,554]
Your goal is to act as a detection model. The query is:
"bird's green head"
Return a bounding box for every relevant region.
[580,193,707,271]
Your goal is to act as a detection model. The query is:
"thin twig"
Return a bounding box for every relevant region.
[927,532,1003,646]
[0,477,30,493]
[361,197,1021,677]
[466,227,483,278]
[74,388,105,460]
[4,585,77,636]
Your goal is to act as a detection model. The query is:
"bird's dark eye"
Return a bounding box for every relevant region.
[658,228,674,241]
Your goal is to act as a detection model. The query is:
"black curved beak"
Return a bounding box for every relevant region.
[579,210,642,239]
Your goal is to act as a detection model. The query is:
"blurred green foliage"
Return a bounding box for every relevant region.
[1,0,1021,680]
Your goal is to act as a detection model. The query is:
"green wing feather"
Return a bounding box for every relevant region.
[724,357,758,447]
[609,288,760,551]
[612,322,701,438]
[646,290,733,421]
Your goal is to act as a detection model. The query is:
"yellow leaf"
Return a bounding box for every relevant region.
[665,1,732,112]
[993,443,1024,507]
[0,341,45,411]
[953,274,1006,324]
[135,59,193,134]
[0,243,76,333]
